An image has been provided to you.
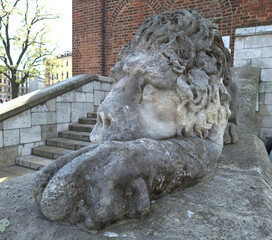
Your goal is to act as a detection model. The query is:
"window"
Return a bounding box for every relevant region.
[66,72,69,79]
[4,87,6,92]
[21,89,24,93]
[66,61,69,66]
[0,87,2,92]
[61,72,64,79]
[51,74,54,80]
[4,79,6,84]
[26,89,28,93]
[8,88,10,93]
[56,73,58,80]
[8,81,10,86]
[0,78,2,83]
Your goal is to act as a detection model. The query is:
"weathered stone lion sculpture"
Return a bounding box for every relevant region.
[33,9,238,230]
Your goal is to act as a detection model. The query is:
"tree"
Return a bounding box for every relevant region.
[0,0,58,99]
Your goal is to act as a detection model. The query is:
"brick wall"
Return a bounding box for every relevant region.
[72,0,272,76]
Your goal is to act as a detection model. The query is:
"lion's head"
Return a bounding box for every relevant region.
[90,9,232,147]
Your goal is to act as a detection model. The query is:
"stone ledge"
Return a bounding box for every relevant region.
[235,25,272,36]
[0,74,111,122]
[0,134,271,239]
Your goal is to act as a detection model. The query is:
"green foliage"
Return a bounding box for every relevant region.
[0,0,58,98]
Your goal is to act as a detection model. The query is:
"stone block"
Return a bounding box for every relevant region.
[84,103,94,115]
[264,93,272,104]
[235,27,256,36]
[264,82,272,93]
[3,110,31,130]
[57,123,69,132]
[75,92,86,102]
[20,126,41,144]
[245,34,272,48]
[82,82,93,93]
[234,37,244,50]
[260,127,272,142]
[94,90,105,105]
[259,93,265,104]
[18,142,45,157]
[102,83,111,91]
[259,82,265,93]
[256,25,272,35]
[233,59,251,67]
[41,124,57,141]
[252,58,272,68]
[85,93,94,103]
[262,47,272,58]
[31,99,56,112]
[260,104,272,116]
[4,129,19,146]
[71,103,84,122]
[260,116,272,128]
[56,91,75,103]
[0,130,3,147]
[32,112,56,125]
[261,69,272,82]
[94,81,101,90]
[258,82,272,93]
[75,86,82,92]
[231,67,260,135]
[0,145,18,168]
[56,103,71,123]
[234,48,261,60]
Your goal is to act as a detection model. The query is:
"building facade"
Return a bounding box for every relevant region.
[0,73,29,102]
[46,51,72,86]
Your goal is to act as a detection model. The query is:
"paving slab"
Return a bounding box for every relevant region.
[0,166,35,183]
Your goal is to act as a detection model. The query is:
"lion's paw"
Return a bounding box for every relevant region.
[224,122,238,145]
[34,150,151,230]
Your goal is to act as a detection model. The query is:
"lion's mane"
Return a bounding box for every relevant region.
[114,9,232,143]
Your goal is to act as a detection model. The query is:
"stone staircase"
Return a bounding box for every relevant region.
[15,112,97,170]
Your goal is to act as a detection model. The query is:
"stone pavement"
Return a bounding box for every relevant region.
[0,165,35,183]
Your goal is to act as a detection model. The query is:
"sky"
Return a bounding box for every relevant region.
[41,0,72,54]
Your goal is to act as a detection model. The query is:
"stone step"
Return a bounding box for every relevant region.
[16,155,54,170]
[32,146,74,159]
[46,137,91,150]
[78,117,97,125]
[87,112,97,118]
[69,123,94,132]
[58,130,91,142]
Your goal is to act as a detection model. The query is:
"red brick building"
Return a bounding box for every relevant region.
[72,0,272,77]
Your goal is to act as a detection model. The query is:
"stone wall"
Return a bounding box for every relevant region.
[233,25,272,141]
[0,74,112,168]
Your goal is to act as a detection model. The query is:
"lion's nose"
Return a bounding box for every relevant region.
[97,112,111,128]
